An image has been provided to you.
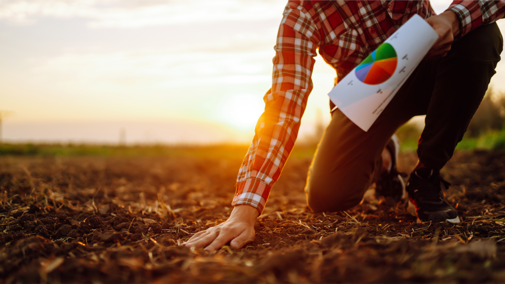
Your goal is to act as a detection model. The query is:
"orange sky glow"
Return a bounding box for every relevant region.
[1,0,505,144]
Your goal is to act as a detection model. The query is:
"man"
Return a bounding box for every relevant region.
[185,0,505,251]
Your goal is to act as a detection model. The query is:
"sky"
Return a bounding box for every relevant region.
[1,0,505,144]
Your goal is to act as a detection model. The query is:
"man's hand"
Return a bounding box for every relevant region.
[183,205,259,251]
[425,11,461,59]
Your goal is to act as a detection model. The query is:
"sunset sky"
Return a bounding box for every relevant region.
[2,0,505,144]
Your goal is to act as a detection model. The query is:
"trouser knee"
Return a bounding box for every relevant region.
[305,171,370,213]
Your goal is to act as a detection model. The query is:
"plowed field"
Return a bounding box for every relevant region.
[1,147,505,283]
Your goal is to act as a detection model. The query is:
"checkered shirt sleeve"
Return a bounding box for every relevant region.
[448,0,505,37]
[232,3,320,214]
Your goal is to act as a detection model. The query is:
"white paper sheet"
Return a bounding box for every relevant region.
[328,14,438,131]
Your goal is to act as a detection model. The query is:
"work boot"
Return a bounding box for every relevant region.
[406,168,460,223]
[375,135,407,203]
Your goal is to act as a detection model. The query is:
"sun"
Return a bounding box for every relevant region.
[219,94,264,130]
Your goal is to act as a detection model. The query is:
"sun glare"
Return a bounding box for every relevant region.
[219,94,264,130]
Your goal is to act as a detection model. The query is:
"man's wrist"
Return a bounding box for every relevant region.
[442,10,461,37]
[230,205,259,224]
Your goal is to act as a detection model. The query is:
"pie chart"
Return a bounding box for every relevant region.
[355,43,397,85]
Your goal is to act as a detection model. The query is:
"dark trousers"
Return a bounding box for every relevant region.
[306,23,503,213]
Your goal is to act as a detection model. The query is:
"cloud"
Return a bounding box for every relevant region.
[30,49,273,88]
[0,0,285,28]
[0,0,93,24]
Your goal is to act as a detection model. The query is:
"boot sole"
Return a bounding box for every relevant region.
[408,200,461,223]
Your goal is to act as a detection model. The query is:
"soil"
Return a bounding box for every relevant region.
[1,148,505,283]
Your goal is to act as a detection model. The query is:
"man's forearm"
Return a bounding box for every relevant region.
[232,3,320,215]
[448,0,505,38]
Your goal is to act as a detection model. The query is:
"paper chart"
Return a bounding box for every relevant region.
[328,14,438,131]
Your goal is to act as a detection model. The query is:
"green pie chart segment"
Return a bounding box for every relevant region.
[355,43,397,85]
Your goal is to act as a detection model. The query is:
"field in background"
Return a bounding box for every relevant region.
[0,143,254,159]
[396,124,505,151]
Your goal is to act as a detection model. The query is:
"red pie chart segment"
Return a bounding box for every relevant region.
[355,43,397,85]
[375,58,397,74]
[364,64,392,85]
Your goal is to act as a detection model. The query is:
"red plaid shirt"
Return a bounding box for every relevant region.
[233,0,505,214]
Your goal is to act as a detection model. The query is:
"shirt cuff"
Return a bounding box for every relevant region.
[232,178,271,215]
[447,4,473,38]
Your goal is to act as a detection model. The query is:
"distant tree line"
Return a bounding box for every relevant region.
[466,88,505,137]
